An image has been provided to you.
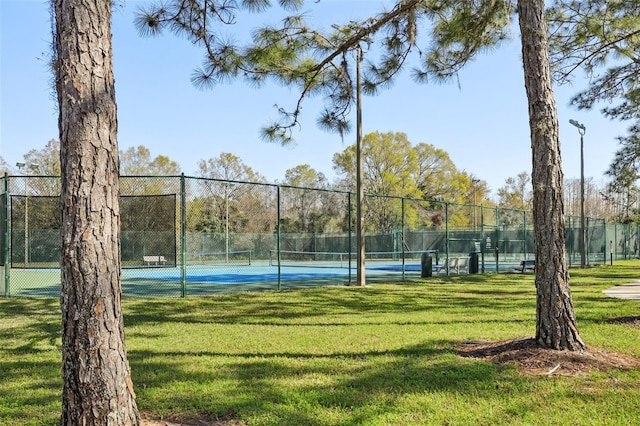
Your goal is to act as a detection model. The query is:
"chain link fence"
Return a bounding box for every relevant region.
[1,174,628,297]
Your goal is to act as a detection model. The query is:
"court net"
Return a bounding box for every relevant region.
[269,250,436,268]
[197,250,252,266]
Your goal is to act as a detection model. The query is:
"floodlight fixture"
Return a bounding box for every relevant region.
[569,119,586,132]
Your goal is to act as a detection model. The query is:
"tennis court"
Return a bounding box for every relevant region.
[4,247,538,297]
[4,250,437,297]
[126,252,431,296]
[3,174,620,299]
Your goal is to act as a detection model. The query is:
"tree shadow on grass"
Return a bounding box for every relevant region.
[129,340,520,426]
[122,282,537,327]
[0,299,61,425]
[2,293,638,426]
[133,336,640,425]
[569,266,640,280]
[606,315,640,330]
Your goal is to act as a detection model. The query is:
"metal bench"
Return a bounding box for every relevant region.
[143,255,166,265]
[515,259,535,272]
[434,256,470,275]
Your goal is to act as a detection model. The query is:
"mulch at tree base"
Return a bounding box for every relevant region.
[140,411,245,426]
[607,315,640,330]
[457,336,640,376]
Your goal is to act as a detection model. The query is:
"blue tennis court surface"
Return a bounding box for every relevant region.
[121,262,424,284]
[6,259,521,297]
[119,259,518,288]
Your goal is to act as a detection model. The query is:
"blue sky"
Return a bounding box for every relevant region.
[0,0,628,197]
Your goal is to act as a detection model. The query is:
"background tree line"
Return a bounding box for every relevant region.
[2,133,622,226]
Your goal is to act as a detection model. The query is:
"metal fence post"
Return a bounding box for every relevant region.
[401,197,405,281]
[495,205,499,272]
[586,217,590,266]
[480,205,485,273]
[611,223,615,262]
[347,192,352,285]
[523,210,527,260]
[602,218,607,264]
[3,173,9,296]
[569,215,575,267]
[444,202,449,275]
[180,173,187,297]
[277,185,281,290]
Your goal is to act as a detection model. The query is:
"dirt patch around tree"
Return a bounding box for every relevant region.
[140,411,246,426]
[607,315,640,330]
[457,336,640,376]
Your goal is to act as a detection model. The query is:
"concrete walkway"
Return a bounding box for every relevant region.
[603,282,640,300]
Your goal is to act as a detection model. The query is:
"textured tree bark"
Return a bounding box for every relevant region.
[517,0,586,351]
[53,0,140,423]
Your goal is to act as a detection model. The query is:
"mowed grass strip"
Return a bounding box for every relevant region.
[0,261,638,425]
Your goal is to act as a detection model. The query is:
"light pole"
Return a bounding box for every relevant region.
[355,45,365,286]
[15,162,40,266]
[472,178,480,231]
[569,119,586,268]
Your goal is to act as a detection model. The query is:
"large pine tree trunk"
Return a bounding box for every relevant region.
[517,0,586,351]
[53,0,140,423]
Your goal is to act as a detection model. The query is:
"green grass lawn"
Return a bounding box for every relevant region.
[1,261,639,425]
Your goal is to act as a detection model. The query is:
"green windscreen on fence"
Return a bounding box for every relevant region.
[11,195,60,267]
[0,192,5,267]
[10,194,177,268]
[121,194,177,267]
